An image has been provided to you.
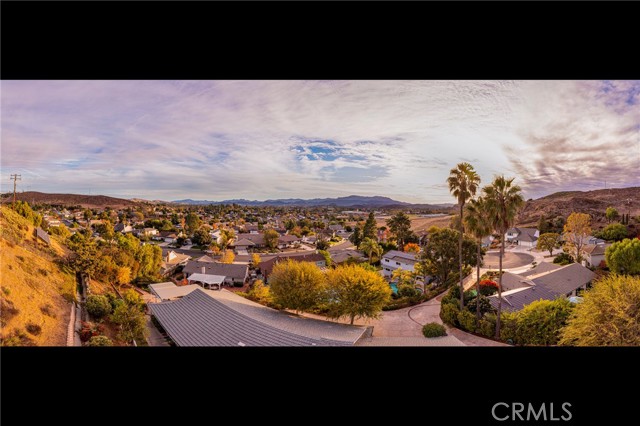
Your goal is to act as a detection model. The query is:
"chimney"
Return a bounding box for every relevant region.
[201,266,206,274]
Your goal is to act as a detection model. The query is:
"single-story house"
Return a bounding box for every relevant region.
[381,250,417,277]
[244,224,260,234]
[277,234,301,249]
[259,253,327,282]
[114,223,134,233]
[330,249,367,264]
[233,238,256,252]
[160,250,191,275]
[505,227,539,248]
[231,233,265,248]
[582,244,610,268]
[183,260,248,286]
[159,230,180,243]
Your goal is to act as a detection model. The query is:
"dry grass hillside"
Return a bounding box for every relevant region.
[0,206,75,346]
[1,191,137,208]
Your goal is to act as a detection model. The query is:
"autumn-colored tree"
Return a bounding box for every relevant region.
[483,175,524,338]
[269,259,326,313]
[326,264,392,325]
[359,237,383,264]
[220,250,235,264]
[560,274,640,346]
[247,279,273,306]
[251,253,262,269]
[536,232,561,256]
[563,212,591,263]
[136,244,162,281]
[263,228,280,251]
[403,243,420,254]
[116,266,131,286]
[605,238,640,275]
[447,162,481,310]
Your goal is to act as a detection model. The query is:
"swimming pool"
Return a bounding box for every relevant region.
[390,282,398,295]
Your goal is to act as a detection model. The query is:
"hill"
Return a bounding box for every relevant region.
[1,191,137,208]
[0,206,75,346]
[517,187,640,227]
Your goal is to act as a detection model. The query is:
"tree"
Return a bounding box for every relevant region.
[263,229,280,251]
[419,227,480,288]
[136,244,162,280]
[403,243,420,254]
[359,237,383,264]
[605,206,619,223]
[86,295,112,319]
[192,228,212,246]
[247,279,273,306]
[116,266,131,286]
[482,175,524,338]
[537,232,561,256]
[386,211,412,249]
[220,250,235,264]
[85,335,113,346]
[269,259,326,313]
[325,264,392,325]
[251,253,262,269]
[349,226,363,247]
[510,298,574,346]
[318,250,332,267]
[537,214,550,235]
[447,162,481,310]
[563,213,592,263]
[98,221,115,244]
[560,274,640,346]
[599,223,628,242]
[464,196,492,319]
[605,238,640,275]
[219,229,235,249]
[185,212,202,236]
[392,268,415,287]
[110,299,147,344]
[84,208,94,225]
[362,212,377,241]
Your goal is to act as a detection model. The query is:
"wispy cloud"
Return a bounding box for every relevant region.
[1,80,638,202]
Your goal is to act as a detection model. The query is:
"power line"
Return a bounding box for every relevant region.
[10,174,22,207]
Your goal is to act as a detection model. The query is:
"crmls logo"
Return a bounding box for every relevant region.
[491,402,573,422]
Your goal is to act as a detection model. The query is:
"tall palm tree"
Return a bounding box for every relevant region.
[359,237,382,264]
[482,176,524,339]
[447,162,481,310]
[464,196,493,319]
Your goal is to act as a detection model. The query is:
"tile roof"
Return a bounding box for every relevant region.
[149,288,366,346]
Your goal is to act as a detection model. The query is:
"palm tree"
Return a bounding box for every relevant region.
[359,237,382,264]
[464,196,492,319]
[482,176,524,339]
[447,162,481,310]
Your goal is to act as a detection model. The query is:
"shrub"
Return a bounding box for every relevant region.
[440,303,460,326]
[553,252,574,265]
[466,295,496,315]
[38,268,49,277]
[85,295,112,319]
[457,310,476,332]
[86,335,113,346]
[25,322,42,335]
[40,303,56,318]
[513,298,574,345]
[499,312,518,344]
[233,281,244,288]
[1,287,10,296]
[397,284,419,298]
[477,315,496,337]
[422,322,447,338]
[479,279,499,296]
[16,255,25,263]
[79,321,105,342]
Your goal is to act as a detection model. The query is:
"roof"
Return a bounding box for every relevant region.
[488,285,560,313]
[278,234,301,243]
[530,263,595,296]
[149,282,200,300]
[183,261,248,280]
[232,233,265,246]
[330,250,366,264]
[499,272,533,292]
[233,238,256,247]
[149,288,366,346]
[186,273,226,285]
[259,253,326,277]
[35,227,50,244]
[517,262,562,278]
[510,227,538,242]
[382,250,417,264]
[193,255,215,263]
[583,244,609,256]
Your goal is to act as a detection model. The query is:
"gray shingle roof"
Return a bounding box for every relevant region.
[489,285,560,313]
[35,227,50,245]
[382,250,417,263]
[149,288,365,346]
[530,263,595,296]
[518,262,562,278]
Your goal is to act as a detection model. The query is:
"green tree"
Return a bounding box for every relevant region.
[537,232,561,256]
[419,227,480,288]
[560,274,640,346]
[86,295,112,319]
[511,298,574,346]
[605,238,640,275]
[50,223,71,239]
[192,228,213,246]
[599,223,628,242]
[110,299,147,344]
[447,162,481,310]
[605,206,619,223]
[349,226,363,247]
[464,196,492,319]
[325,264,392,325]
[263,228,280,251]
[318,250,332,267]
[482,175,524,338]
[386,211,412,249]
[359,237,383,264]
[219,228,235,249]
[269,259,326,313]
[185,212,202,236]
[392,268,415,287]
[537,214,550,234]
[563,212,591,263]
[136,244,162,280]
[85,335,113,346]
[362,212,377,241]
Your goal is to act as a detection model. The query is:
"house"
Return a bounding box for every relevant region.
[489,262,595,312]
[231,233,265,248]
[582,244,610,268]
[244,224,260,234]
[183,261,248,286]
[160,250,191,276]
[277,234,301,249]
[381,250,417,277]
[258,253,327,282]
[586,235,606,246]
[505,227,539,248]
[114,223,134,233]
[233,238,256,253]
[159,230,180,243]
[330,249,366,264]
[34,227,50,246]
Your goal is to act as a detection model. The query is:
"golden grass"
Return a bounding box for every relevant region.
[1,206,74,346]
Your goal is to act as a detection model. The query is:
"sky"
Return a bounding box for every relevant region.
[1,80,639,204]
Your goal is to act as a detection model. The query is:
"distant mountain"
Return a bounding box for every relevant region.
[173,195,452,209]
[1,191,137,208]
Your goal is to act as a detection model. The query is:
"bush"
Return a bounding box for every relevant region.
[479,279,499,296]
[499,312,518,344]
[40,303,56,318]
[553,252,574,265]
[440,303,460,326]
[397,284,419,298]
[86,335,113,346]
[26,322,42,335]
[466,295,496,315]
[457,309,476,332]
[422,322,447,338]
[86,295,112,319]
[477,315,496,337]
[79,321,106,343]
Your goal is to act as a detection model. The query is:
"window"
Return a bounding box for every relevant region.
[396,262,401,266]
[384,258,389,262]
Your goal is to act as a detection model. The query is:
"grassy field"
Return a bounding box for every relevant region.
[1,206,75,346]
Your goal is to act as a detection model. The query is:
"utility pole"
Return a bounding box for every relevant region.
[10,174,21,207]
